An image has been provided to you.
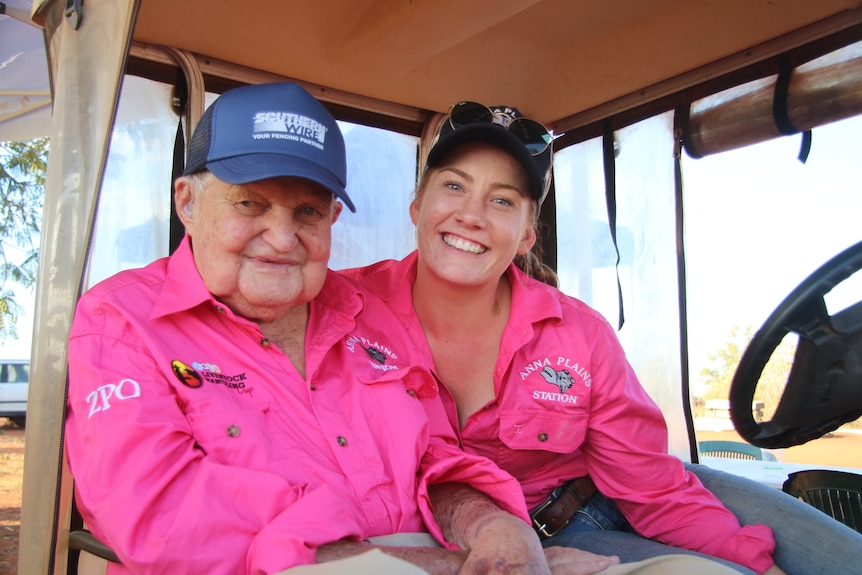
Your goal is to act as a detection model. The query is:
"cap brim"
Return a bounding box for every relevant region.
[208,153,356,212]
[426,123,546,202]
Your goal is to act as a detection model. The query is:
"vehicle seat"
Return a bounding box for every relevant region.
[68,495,120,574]
[698,440,765,460]
[782,469,862,533]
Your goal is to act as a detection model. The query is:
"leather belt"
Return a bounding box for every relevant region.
[530,476,597,539]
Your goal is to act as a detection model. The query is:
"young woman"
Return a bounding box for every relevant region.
[344,102,862,575]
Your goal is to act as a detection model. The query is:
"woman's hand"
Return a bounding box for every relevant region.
[544,545,620,575]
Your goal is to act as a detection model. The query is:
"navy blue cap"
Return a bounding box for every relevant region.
[427,105,553,205]
[184,82,355,212]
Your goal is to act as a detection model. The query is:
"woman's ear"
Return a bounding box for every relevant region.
[517,225,537,256]
[409,197,421,225]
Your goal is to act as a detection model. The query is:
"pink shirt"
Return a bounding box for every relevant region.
[344,252,777,574]
[65,237,528,575]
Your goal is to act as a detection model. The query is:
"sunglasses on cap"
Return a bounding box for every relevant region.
[447,101,553,156]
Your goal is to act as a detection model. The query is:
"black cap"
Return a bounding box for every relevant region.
[426,105,553,204]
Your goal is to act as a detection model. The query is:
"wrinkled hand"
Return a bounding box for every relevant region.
[457,513,550,574]
[429,482,617,575]
[544,546,620,575]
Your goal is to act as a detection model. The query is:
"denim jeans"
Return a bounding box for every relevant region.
[686,463,862,575]
[542,466,862,575]
[552,489,633,533]
[542,489,756,574]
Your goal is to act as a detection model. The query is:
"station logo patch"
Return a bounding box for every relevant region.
[540,366,575,393]
[345,334,400,371]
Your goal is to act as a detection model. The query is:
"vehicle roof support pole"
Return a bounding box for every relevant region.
[19,0,140,573]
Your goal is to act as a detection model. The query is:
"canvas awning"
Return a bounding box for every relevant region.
[0,0,51,143]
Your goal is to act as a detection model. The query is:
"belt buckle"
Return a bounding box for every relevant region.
[529,495,562,539]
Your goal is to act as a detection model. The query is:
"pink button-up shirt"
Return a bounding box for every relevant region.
[343,251,777,574]
[65,238,527,575]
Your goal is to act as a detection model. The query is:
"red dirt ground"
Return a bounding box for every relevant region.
[697,428,862,468]
[0,418,25,575]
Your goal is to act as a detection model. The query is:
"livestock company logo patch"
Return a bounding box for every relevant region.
[171,360,252,396]
[172,360,203,388]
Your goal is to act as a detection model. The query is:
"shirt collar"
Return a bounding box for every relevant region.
[152,236,218,319]
[506,262,563,324]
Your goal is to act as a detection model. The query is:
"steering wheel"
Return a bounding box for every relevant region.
[729,240,862,449]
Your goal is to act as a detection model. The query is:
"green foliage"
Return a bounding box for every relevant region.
[699,325,796,419]
[700,326,753,401]
[0,138,48,342]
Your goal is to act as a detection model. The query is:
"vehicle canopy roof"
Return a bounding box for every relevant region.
[22,0,862,132]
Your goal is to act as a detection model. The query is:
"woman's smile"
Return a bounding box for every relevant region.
[443,233,487,254]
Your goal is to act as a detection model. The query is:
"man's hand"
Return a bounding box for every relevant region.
[429,483,617,575]
[430,482,550,574]
[458,516,619,575]
[457,511,550,574]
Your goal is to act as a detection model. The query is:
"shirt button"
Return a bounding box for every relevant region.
[215,306,226,314]
[260,337,271,347]
[336,436,348,447]
[310,384,317,391]
[406,389,417,397]
[538,432,549,442]
[226,425,241,437]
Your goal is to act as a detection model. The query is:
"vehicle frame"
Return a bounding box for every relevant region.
[8,0,862,573]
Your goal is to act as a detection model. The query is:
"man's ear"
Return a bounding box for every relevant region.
[331,199,344,224]
[174,177,195,228]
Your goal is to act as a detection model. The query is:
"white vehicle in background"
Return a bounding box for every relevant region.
[0,359,28,427]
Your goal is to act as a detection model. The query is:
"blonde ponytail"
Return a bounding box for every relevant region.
[514,234,559,288]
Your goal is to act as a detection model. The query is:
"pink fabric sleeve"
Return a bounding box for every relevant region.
[580,328,775,573]
[67,328,362,574]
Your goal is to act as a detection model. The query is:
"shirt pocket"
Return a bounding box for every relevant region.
[496,410,588,479]
[498,409,588,454]
[184,397,304,478]
[355,364,439,400]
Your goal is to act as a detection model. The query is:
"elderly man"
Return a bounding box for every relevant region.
[64,82,578,575]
